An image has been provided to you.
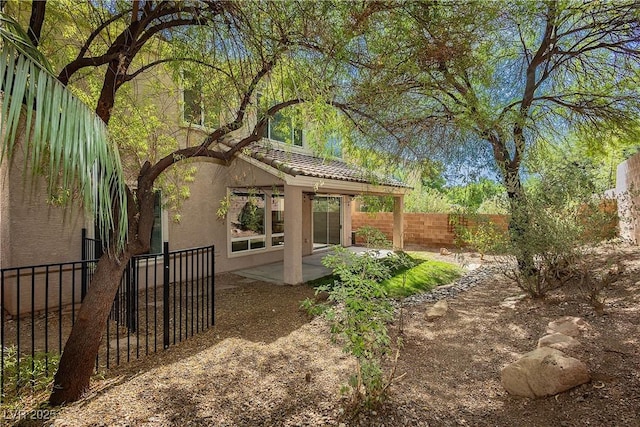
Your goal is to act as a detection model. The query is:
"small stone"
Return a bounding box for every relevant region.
[500,294,527,309]
[426,300,449,321]
[537,333,580,351]
[546,316,588,337]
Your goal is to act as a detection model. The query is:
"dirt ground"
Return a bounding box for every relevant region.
[26,243,640,426]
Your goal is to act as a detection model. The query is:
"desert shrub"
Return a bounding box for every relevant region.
[567,258,624,315]
[506,198,584,297]
[317,247,404,413]
[501,159,619,298]
[454,216,509,259]
[1,346,59,405]
[355,225,391,249]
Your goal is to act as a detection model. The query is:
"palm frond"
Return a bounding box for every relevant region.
[1,23,128,251]
[0,13,52,73]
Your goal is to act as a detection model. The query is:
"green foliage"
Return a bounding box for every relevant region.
[0,26,128,249]
[356,195,395,213]
[359,175,507,215]
[381,253,462,298]
[355,225,391,249]
[404,187,453,213]
[299,296,330,317]
[338,0,639,264]
[476,194,509,215]
[1,346,60,405]
[317,247,402,412]
[446,179,506,213]
[455,217,509,260]
[503,158,618,297]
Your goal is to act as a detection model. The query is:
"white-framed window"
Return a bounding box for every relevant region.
[229,190,267,253]
[271,194,285,247]
[267,112,303,147]
[182,72,220,129]
[257,93,303,147]
[227,188,286,254]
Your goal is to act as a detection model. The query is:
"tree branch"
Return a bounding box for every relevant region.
[57,10,130,84]
[122,58,233,83]
[27,0,47,48]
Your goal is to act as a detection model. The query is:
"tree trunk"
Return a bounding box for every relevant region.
[503,166,536,278]
[49,251,132,405]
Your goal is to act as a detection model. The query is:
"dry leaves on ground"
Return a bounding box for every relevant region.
[47,244,639,427]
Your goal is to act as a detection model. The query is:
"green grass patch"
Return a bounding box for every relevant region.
[305,251,462,299]
[381,252,462,298]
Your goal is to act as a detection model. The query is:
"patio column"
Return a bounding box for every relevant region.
[343,196,353,246]
[393,195,404,250]
[284,184,303,285]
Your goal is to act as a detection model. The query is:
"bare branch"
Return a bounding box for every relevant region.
[121,58,232,83]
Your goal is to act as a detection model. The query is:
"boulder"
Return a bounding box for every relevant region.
[546,316,588,337]
[537,333,580,351]
[501,347,590,398]
[426,300,448,321]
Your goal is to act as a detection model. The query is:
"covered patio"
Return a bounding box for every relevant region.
[234,246,376,284]
[232,143,410,285]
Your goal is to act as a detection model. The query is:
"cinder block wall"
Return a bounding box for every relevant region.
[352,212,509,248]
[351,212,509,247]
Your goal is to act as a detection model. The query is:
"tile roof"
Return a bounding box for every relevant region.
[243,143,408,188]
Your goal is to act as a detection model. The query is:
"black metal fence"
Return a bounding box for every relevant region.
[1,232,215,402]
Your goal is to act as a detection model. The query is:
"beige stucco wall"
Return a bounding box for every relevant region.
[0,107,87,268]
[1,109,88,315]
[167,154,292,273]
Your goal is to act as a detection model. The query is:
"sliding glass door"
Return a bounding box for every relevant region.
[313,196,342,249]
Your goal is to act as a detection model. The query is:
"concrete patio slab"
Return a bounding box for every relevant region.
[233,246,389,284]
[234,248,337,284]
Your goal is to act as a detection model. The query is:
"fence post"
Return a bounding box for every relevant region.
[126,259,137,332]
[210,245,215,326]
[81,228,87,299]
[163,242,170,349]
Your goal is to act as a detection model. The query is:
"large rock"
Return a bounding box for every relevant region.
[426,300,448,321]
[546,316,587,337]
[537,333,580,351]
[501,347,590,398]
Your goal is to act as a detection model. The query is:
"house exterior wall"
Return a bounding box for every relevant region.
[616,153,640,244]
[1,67,404,313]
[1,112,89,315]
[167,156,290,273]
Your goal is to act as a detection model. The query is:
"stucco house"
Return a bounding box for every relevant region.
[0,70,408,301]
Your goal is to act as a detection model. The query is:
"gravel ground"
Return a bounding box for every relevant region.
[19,243,640,426]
